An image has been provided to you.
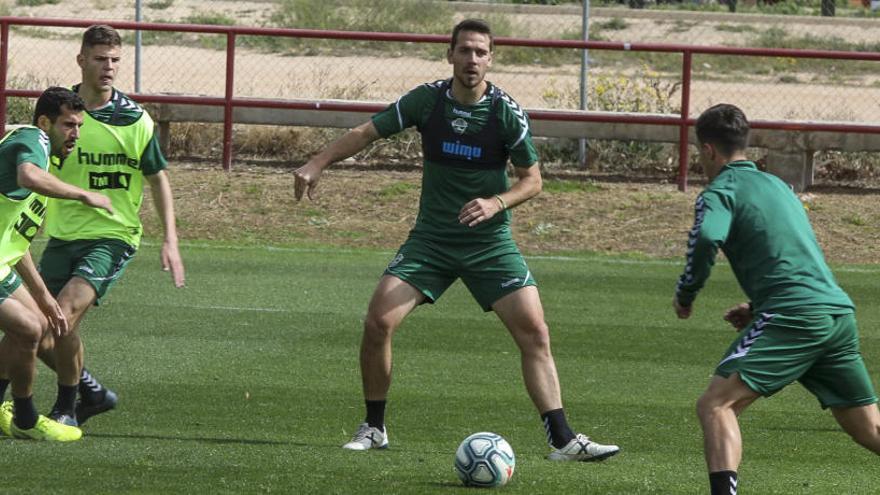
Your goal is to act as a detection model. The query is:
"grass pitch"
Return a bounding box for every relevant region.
[4,242,878,494]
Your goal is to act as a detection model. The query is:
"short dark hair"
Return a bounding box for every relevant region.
[451,19,494,52]
[695,103,750,156]
[81,24,122,52]
[32,86,86,125]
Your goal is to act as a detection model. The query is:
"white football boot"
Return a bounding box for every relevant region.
[547,433,619,461]
[342,422,388,450]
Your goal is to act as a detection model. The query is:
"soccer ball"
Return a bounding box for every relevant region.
[454,432,515,488]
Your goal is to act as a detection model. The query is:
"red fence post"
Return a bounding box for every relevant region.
[677,50,693,192]
[222,31,236,172]
[0,21,9,137]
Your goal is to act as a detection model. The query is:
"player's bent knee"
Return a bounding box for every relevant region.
[696,393,726,420]
[363,313,397,342]
[10,316,43,351]
[54,328,81,341]
[35,313,49,337]
[60,300,89,322]
[514,322,552,350]
[856,421,880,452]
[847,428,880,453]
[872,426,880,454]
[531,322,551,344]
[38,330,55,353]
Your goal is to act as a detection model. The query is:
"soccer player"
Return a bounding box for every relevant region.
[0,87,114,441]
[673,103,880,495]
[294,19,619,461]
[36,24,185,427]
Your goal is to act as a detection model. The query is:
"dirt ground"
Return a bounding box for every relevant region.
[140,162,880,265]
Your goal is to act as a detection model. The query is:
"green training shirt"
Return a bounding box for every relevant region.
[0,126,49,274]
[675,161,853,314]
[371,79,538,244]
[44,87,167,247]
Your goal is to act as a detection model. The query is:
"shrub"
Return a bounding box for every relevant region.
[5,75,49,125]
[539,67,681,173]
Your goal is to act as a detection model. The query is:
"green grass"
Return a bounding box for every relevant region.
[6,240,879,494]
[185,12,236,26]
[15,0,60,6]
[5,96,35,125]
[715,23,758,33]
[542,179,602,193]
[147,0,174,9]
[843,214,867,226]
[377,181,419,199]
[595,17,629,31]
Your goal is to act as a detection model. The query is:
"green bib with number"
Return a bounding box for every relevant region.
[0,126,48,275]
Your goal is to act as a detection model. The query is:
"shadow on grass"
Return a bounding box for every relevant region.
[87,432,301,446]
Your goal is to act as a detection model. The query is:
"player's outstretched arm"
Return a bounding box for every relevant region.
[14,251,68,337]
[459,162,542,227]
[17,162,113,214]
[294,121,381,201]
[146,170,185,288]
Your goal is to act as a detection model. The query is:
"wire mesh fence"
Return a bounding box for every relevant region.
[4,0,880,124]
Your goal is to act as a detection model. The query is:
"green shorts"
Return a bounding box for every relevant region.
[716,311,878,409]
[384,236,536,312]
[0,269,22,304]
[38,238,136,304]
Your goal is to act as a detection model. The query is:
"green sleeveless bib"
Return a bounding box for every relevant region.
[0,126,49,276]
[45,95,155,247]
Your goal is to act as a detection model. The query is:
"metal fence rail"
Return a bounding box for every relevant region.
[2,16,880,191]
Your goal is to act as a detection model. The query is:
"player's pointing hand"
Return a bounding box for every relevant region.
[294,161,322,201]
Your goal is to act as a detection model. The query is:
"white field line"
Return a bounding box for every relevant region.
[162,304,293,313]
[137,240,880,274]
[29,238,879,274]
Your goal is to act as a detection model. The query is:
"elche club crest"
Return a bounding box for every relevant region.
[451,118,468,135]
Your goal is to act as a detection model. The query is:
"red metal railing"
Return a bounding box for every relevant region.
[3,16,880,190]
